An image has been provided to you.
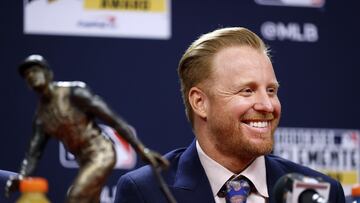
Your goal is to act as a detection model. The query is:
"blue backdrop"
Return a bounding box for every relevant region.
[0,1,359,202]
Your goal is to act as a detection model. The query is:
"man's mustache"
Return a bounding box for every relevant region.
[241,113,274,120]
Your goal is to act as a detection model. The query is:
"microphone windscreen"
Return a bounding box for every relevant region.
[273,173,301,203]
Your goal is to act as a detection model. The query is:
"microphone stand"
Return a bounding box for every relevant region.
[150,164,177,203]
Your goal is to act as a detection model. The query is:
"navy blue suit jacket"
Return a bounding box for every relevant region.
[114,140,345,203]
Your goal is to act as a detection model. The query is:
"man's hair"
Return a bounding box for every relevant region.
[177,27,269,125]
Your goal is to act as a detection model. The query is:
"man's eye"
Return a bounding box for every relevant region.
[267,87,278,95]
[239,88,253,95]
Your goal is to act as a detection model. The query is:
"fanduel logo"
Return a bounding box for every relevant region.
[261,21,318,42]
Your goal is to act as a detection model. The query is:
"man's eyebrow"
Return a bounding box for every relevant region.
[272,82,280,88]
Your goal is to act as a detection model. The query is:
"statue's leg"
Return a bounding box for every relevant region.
[65,137,116,203]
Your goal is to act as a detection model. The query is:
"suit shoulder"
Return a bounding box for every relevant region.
[119,147,186,183]
[0,170,16,184]
[115,147,187,202]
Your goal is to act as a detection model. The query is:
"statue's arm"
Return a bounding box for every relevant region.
[5,117,49,196]
[70,86,169,169]
[19,117,49,177]
[70,86,145,152]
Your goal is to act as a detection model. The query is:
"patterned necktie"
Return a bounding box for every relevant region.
[225,177,251,203]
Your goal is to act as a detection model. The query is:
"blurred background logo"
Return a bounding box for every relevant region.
[59,124,137,169]
[255,0,325,8]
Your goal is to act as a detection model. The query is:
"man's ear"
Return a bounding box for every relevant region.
[188,87,208,119]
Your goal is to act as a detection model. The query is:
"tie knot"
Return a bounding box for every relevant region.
[218,176,252,203]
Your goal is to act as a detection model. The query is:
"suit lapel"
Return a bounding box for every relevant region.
[171,140,215,203]
[265,155,286,203]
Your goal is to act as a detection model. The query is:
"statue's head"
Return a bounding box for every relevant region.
[19,55,51,77]
[19,54,53,93]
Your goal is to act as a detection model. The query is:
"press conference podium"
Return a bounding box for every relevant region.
[0,169,18,203]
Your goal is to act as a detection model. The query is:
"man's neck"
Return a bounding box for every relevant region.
[197,136,256,173]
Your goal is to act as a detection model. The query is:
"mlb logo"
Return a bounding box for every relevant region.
[59,124,137,169]
[255,0,325,8]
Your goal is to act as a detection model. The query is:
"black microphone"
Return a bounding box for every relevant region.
[273,173,330,203]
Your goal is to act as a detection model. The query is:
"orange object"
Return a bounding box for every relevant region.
[352,184,360,196]
[19,177,48,193]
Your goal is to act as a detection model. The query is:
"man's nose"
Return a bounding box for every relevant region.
[253,92,274,112]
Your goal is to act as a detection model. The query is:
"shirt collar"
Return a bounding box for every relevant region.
[196,140,269,198]
[239,156,269,197]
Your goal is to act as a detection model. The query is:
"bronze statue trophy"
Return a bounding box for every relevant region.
[5,55,170,203]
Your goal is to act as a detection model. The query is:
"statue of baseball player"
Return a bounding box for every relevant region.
[5,55,168,203]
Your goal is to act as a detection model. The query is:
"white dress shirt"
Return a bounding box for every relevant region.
[196,141,269,203]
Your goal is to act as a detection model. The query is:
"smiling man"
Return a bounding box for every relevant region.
[114,27,345,203]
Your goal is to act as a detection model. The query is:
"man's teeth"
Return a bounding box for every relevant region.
[248,121,268,128]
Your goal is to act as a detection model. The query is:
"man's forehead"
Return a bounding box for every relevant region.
[212,48,272,73]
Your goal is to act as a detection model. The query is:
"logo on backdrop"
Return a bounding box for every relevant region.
[77,15,117,29]
[255,0,325,8]
[260,21,318,42]
[24,0,171,39]
[273,127,360,195]
[59,124,137,169]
